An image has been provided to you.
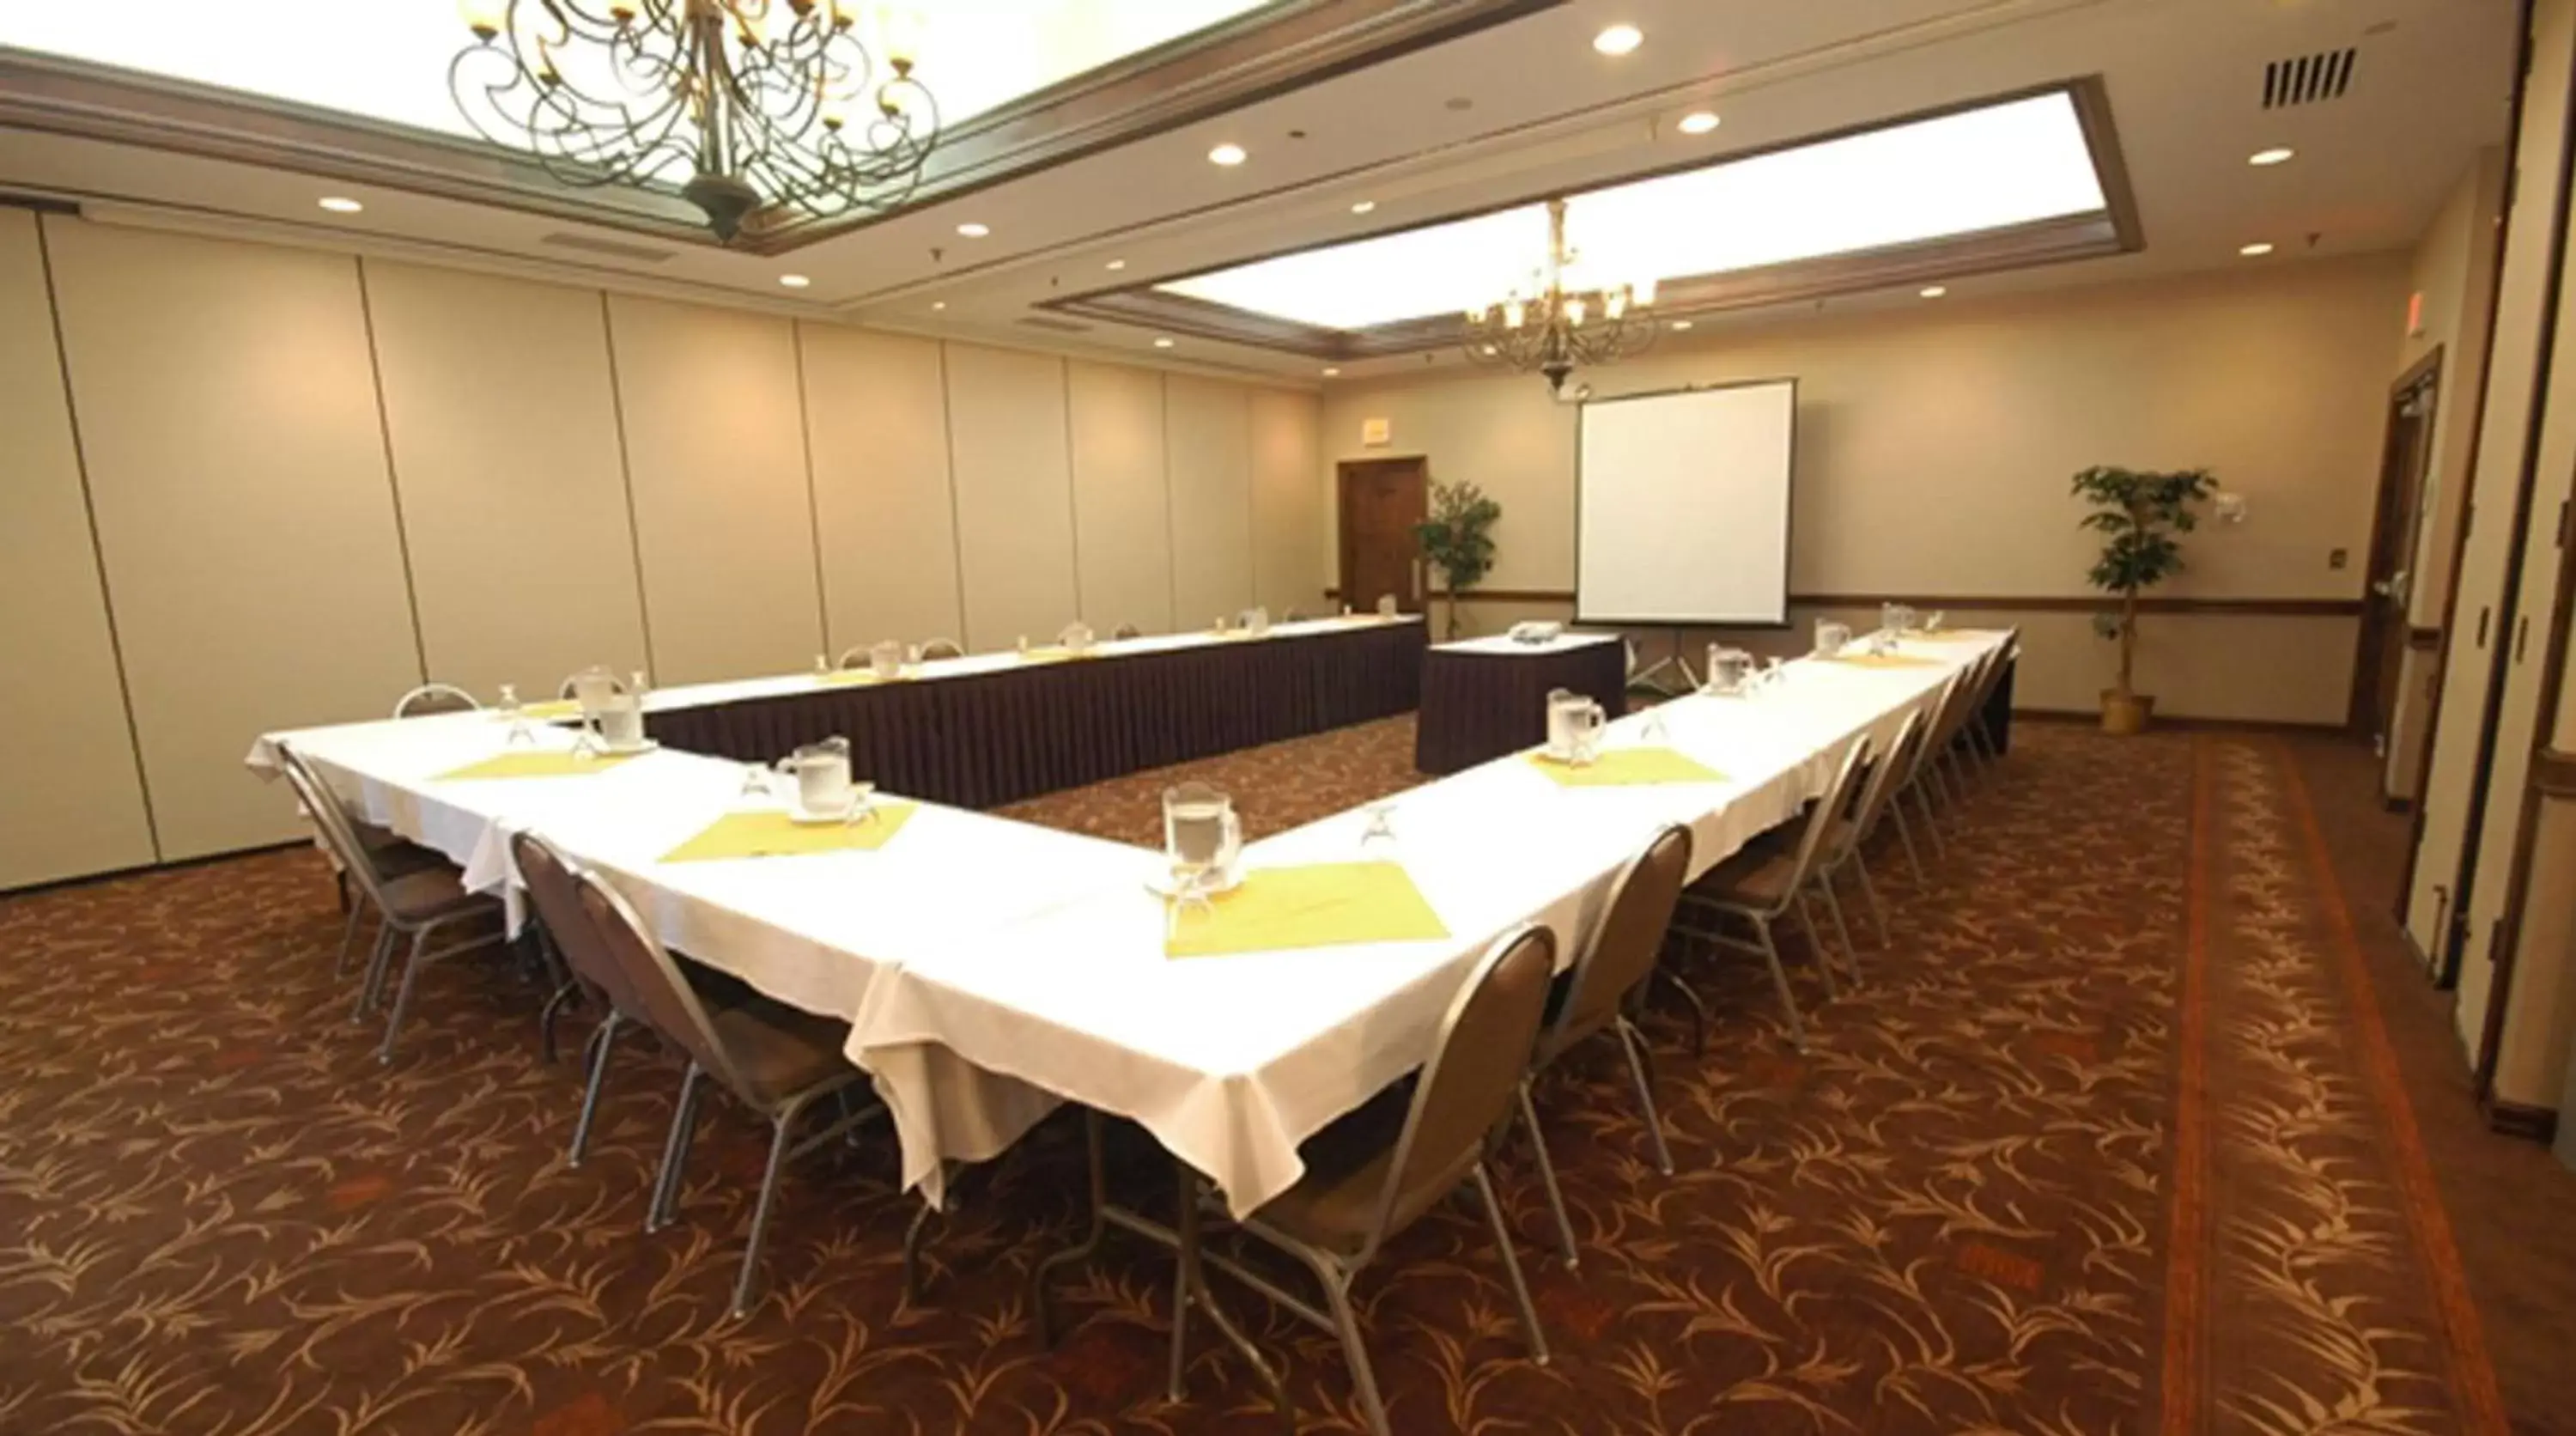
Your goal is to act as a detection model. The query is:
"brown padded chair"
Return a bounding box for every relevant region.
[1674,737,1874,1051]
[1198,922,1558,1436]
[556,672,631,701]
[1805,708,1929,959]
[574,868,881,1317]
[916,637,964,661]
[1112,624,1142,640]
[512,831,737,1171]
[1517,824,1693,1269]
[276,745,501,1063]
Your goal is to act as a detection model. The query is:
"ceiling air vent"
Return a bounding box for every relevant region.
[1017,315,1094,334]
[539,231,677,264]
[2263,48,2356,108]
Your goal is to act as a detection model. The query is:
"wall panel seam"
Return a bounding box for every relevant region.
[32,214,161,861]
[353,256,431,687]
[792,320,832,659]
[937,341,969,646]
[597,294,660,683]
[1061,356,1085,625]
[1161,374,1179,628]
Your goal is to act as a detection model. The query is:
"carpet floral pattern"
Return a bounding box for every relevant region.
[0,721,2510,1434]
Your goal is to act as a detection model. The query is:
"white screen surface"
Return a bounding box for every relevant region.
[1576,381,1795,624]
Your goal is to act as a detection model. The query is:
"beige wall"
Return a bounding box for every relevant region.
[1321,254,2409,725]
[0,212,1321,886]
[44,218,425,860]
[0,210,156,886]
[365,260,651,698]
[2411,0,2576,990]
[2387,149,2510,801]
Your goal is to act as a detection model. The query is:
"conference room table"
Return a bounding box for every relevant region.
[1413,630,1630,775]
[641,614,1425,810]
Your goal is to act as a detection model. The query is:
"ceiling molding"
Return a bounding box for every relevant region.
[0,0,1562,257]
[1049,76,2139,357]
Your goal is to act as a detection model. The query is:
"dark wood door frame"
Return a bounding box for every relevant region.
[1336,456,1430,615]
[2351,348,2443,740]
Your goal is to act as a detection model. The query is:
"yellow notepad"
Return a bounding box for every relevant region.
[437,750,641,781]
[515,700,582,721]
[1020,647,1105,664]
[817,667,902,685]
[1165,861,1449,958]
[659,802,920,862]
[1825,653,1943,670]
[1903,630,2003,643]
[1526,747,1727,788]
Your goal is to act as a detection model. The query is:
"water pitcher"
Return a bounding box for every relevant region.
[1162,782,1242,888]
[775,737,855,818]
[1546,688,1607,764]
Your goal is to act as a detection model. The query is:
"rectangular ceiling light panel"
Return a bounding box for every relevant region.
[1160,92,2110,332]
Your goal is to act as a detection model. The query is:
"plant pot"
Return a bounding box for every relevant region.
[2100,690,2154,736]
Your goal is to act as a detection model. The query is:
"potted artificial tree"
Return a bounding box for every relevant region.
[2072,465,2216,735]
[1413,479,1502,640]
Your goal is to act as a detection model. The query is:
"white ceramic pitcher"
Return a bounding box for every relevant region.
[775,738,855,818]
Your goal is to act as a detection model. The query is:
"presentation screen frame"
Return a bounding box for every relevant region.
[1572,376,1799,629]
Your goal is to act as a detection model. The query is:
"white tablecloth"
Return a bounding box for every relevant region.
[848,631,2006,1214]
[1435,630,1623,657]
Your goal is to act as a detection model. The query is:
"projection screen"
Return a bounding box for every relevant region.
[1575,380,1797,625]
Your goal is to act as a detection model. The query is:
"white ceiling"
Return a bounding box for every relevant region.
[0,0,2520,383]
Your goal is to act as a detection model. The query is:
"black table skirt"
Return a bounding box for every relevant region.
[1981,655,2017,754]
[1415,638,1631,776]
[647,621,1427,811]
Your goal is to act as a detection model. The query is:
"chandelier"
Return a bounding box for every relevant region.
[451,1,939,243]
[1462,198,1658,395]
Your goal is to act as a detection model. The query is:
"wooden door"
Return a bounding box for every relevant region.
[1338,457,1429,614]
[2354,356,2440,744]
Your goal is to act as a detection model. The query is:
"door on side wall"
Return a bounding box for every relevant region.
[1338,457,1429,615]
[2354,355,2441,754]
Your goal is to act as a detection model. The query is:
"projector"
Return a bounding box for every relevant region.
[1508,621,1564,645]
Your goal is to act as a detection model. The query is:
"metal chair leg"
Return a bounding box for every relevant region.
[1470,1162,1550,1366]
[375,928,433,1065]
[538,982,580,1065]
[1910,783,1948,858]
[1613,1018,1674,1176]
[350,924,396,1024]
[649,1064,708,1232]
[334,901,367,977]
[1793,893,1842,1000]
[568,1011,622,1167]
[1516,1081,1579,1269]
[1887,802,1928,884]
[1652,967,1709,1057]
[1851,852,1893,947]
[1318,1268,1392,1436]
[1753,918,1809,1051]
[730,1098,808,1317]
[1817,873,1862,983]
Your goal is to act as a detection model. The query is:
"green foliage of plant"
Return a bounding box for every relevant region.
[1414,480,1502,637]
[2070,465,2216,698]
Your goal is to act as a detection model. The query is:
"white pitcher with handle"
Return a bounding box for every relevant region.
[775,737,855,819]
[1546,688,1607,764]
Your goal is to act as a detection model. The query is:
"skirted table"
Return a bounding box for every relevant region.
[1414,631,1629,775]
[647,618,1427,811]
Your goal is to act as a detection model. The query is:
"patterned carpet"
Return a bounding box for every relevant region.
[0,719,2544,1434]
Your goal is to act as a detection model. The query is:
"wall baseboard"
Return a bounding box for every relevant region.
[2010,706,2351,736]
[2482,1097,2562,1144]
[0,836,310,900]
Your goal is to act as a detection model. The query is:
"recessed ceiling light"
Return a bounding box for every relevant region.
[1919,285,1947,298]
[957,222,990,238]
[778,274,811,289]
[1593,23,1643,56]
[1322,367,1341,376]
[2249,147,2295,167]
[1351,199,1376,215]
[932,301,947,310]
[1678,112,1721,137]
[318,196,363,214]
[1670,319,1693,331]
[1208,143,1248,167]
[2239,241,2275,256]
[1105,259,1127,271]
[1153,337,1176,348]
